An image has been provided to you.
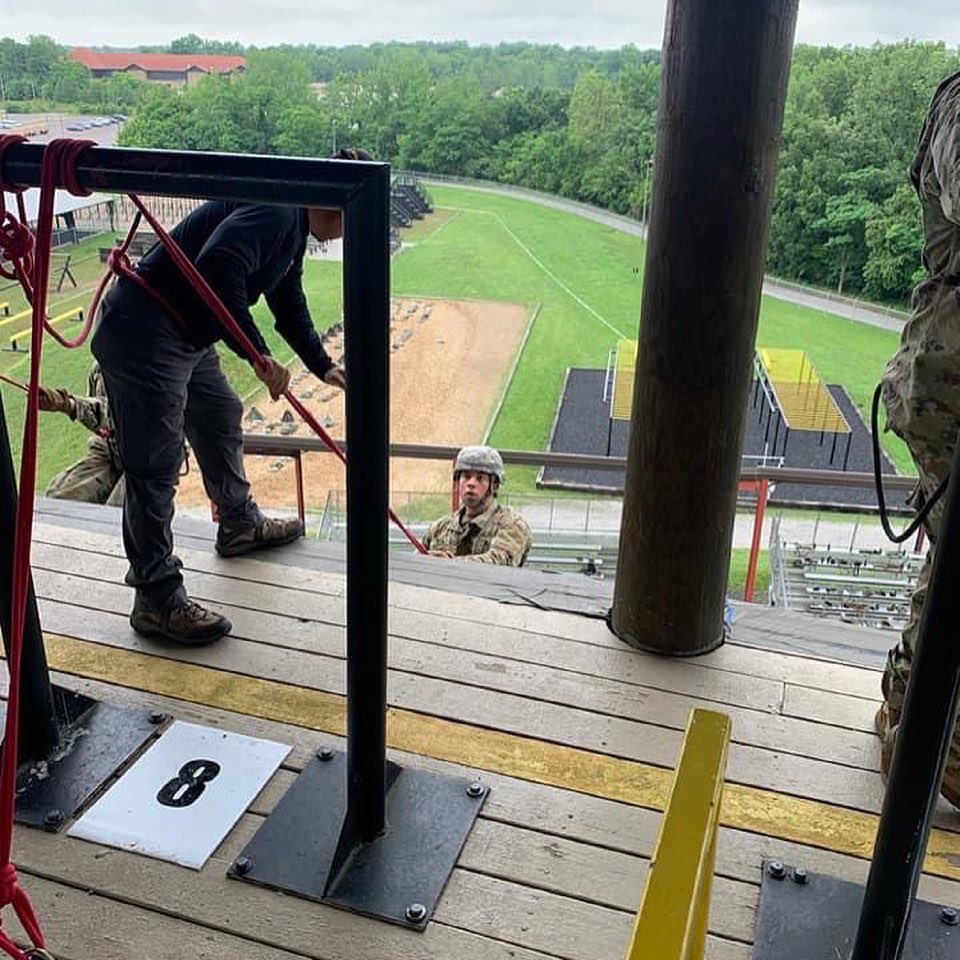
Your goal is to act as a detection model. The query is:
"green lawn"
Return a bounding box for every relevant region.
[395,185,911,489]
[728,547,771,599]
[0,182,913,494]
[394,188,645,490]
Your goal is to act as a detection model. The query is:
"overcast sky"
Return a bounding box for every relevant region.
[3,1,959,51]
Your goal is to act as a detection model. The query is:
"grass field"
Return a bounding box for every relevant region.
[728,547,771,599]
[0,182,912,496]
[396,185,912,483]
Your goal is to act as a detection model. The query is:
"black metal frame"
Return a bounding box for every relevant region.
[848,430,960,959]
[0,141,483,922]
[753,860,960,959]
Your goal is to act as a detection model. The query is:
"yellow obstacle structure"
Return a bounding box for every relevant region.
[8,306,83,351]
[624,708,731,960]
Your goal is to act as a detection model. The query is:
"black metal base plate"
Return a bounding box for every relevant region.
[229,750,487,928]
[753,860,960,958]
[11,688,160,830]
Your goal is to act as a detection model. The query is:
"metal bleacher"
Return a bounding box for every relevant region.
[390,176,433,232]
[768,515,923,631]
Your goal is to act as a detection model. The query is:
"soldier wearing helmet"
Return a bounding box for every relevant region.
[423,445,533,566]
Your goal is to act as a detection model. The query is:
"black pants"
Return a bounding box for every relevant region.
[92,282,259,609]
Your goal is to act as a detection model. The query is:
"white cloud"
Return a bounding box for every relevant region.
[2,0,958,51]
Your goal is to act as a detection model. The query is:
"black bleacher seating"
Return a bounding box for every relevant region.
[389,175,434,231]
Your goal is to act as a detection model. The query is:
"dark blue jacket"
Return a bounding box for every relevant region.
[136,201,333,378]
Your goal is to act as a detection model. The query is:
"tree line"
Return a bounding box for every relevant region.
[2,35,959,304]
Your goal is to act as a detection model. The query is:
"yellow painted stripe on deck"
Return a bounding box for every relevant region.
[42,632,960,881]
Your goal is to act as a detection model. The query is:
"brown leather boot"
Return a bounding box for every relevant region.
[216,515,305,557]
[130,597,231,645]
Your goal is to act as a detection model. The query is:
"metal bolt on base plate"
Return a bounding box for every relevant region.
[405,903,427,924]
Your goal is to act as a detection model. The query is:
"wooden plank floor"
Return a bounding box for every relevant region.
[8,499,960,960]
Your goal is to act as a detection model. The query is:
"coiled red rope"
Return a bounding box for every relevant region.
[0,137,35,303]
[0,137,97,350]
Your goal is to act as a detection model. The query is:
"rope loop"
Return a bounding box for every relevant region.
[0,136,35,291]
[0,865,17,908]
[0,214,34,277]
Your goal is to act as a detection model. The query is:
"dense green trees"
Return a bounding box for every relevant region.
[4,34,960,304]
[0,35,61,99]
[768,42,960,302]
[117,44,661,218]
[0,34,150,112]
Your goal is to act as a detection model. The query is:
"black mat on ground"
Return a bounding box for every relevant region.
[539,368,903,510]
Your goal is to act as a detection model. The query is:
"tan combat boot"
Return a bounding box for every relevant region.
[130,597,231,645]
[216,515,305,557]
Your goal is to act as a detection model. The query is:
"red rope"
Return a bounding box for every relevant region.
[0,136,36,304]
[0,139,87,960]
[124,194,427,554]
[36,141,96,350]
[0,136,98,350]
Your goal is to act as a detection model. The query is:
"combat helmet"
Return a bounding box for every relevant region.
[454,445,505,484]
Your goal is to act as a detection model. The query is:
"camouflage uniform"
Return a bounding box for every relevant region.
[45,362,125,506]
[423,501,533,566]
[880,69,960,803]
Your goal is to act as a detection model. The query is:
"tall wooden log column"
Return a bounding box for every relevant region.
[610,0,799,655]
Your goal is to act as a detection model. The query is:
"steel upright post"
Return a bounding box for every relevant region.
[342,166,391,840]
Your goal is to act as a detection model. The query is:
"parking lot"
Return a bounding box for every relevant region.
[0,113,124,145]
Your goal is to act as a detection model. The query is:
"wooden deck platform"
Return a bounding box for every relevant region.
[7,497,960,959]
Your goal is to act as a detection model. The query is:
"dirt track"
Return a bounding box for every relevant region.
[175,296,530,511]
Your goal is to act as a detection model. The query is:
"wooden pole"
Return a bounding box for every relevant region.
[610,0,799,655]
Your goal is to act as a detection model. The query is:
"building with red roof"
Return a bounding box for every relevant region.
[69,48,246,88]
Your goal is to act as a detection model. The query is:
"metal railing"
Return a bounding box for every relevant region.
[1,140,456,924]
[242,433,918,495]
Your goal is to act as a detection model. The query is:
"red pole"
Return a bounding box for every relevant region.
[294,452,305,525]
[914,525,926,554]
[744,478,769,603]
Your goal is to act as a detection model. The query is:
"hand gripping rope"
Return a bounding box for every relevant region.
[0,136,96,960]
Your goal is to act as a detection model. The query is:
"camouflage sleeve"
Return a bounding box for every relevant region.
[462,513,533,567]
[931,89,960,224]
[71,395,110,435]
[423,516,458,556]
